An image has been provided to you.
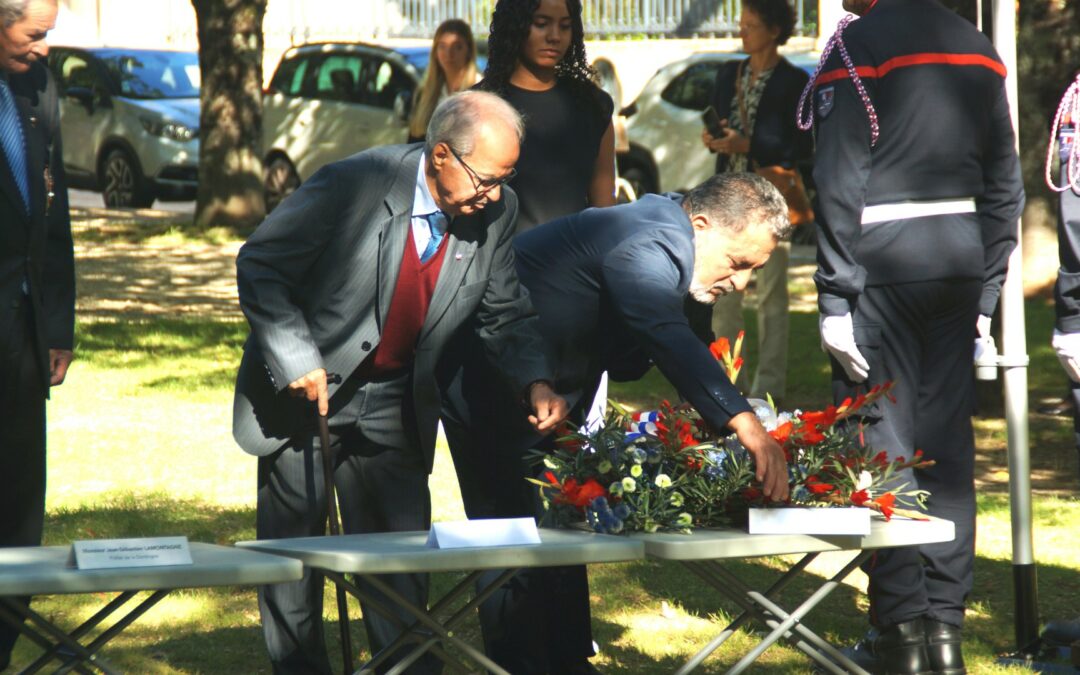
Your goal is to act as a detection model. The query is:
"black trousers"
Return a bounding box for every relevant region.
[256,373,440,675]
[831,279,981,630]
[0,297,46,659]
[440,338,595,675]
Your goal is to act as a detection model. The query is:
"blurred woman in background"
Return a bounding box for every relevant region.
[407,19,479,142]
[698,0,812,404]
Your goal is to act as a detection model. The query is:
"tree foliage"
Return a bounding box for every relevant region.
[191,0,267,231]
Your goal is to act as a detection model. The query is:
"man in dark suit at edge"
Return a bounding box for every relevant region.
[0,0,74,669]
[233,91,568,674]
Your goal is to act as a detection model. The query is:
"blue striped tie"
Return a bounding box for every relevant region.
[0,78,29,214]
[420,211,446,262]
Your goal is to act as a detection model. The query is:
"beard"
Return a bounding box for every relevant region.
[689,279,733,305]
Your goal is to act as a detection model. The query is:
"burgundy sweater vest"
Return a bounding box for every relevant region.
[360,232,449,376]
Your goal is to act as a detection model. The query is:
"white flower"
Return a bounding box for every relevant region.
[598,460,613,474]
[622,477,637,493]
[654,474,672,488]
[630,464,643,478]
[543,457,558,469]
[856,470,873,492]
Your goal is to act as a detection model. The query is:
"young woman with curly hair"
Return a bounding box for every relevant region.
[406,19,479,142]
[440,2,615,674]
[476,0,616,230]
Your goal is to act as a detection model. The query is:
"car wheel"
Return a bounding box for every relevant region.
[620,164,656,201]
[101,148,154,208]
[264,156,300,212]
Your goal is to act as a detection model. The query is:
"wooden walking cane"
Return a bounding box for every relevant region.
[317,372,354,674]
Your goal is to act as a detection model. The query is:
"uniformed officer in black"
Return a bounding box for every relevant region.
[804,0,1024,672]
[1042,73,1080,651]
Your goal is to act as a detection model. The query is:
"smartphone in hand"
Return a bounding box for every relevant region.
[702,105,725,136]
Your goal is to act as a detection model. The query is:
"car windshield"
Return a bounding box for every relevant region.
[99,51,200,99]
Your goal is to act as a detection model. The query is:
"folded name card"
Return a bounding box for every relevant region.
[748,506,871,536]
[426,517,541,549]
[68,536,194,570]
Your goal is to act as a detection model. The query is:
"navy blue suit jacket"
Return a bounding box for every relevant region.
[513,193,752,430]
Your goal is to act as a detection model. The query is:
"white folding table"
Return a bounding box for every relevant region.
[238,528,645,675]
[0,543,303,675]
[635,516,957,674]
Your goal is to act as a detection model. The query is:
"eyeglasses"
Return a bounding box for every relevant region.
[448,145,517,194]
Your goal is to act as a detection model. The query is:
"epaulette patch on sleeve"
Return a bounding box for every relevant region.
[816,86,835,119]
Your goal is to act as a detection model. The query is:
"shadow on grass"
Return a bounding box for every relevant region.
[45,492,256,545]
[74,318,247,376]
[72,207,250,245]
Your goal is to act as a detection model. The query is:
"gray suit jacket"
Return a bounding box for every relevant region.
[233,144,551,470]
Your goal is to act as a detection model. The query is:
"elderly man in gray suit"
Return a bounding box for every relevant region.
[233,91,568,675]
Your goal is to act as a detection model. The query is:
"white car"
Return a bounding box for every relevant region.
[617,52,817,197]
[48,47,200,208]
[262,42,426,210]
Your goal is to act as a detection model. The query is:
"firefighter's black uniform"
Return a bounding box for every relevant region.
[1053,113,1080,461]
[809,0,1023,636]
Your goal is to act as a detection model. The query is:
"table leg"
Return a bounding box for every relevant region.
[0,598,121,675]
[20,592,137,674]
[336,571,515,675]
[724,551,872,674]
[674,554,816,675]
[0,589,171,675]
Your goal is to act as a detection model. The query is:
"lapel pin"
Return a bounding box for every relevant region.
[29,115,37,127]
[455,253,463,260]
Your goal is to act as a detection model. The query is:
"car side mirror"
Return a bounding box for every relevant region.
[393,90,412,123]
[65,86,98,113]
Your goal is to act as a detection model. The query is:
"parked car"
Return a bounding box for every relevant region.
[617,52,817,197]
[47,47,200,208]
[262,41,487,210]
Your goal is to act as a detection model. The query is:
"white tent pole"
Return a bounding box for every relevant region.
[992,0,1039,652]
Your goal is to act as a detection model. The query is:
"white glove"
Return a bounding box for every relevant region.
[1052,329,1080,383]
[819,313,869,382]
[974,314,993,363]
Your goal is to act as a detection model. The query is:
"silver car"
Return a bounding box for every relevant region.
[47,47,200,208]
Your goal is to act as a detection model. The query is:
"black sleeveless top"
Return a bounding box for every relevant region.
[492,79,614,232]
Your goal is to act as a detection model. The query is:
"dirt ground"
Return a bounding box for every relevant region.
[72,207,242,321]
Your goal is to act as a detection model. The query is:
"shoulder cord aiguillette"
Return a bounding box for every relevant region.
[1046,73,1080,194]
[796,14,880,147]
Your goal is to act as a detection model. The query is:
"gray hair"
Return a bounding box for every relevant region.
[682,172,793,241]
[0,0,29,27]
[424,90,525,158]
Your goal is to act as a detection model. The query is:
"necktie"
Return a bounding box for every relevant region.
[0,78,30,214]
[420,211,446,263]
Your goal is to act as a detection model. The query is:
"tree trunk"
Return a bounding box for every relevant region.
[191,0,267,231]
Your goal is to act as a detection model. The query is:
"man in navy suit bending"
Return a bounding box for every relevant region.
[447,171,793,673]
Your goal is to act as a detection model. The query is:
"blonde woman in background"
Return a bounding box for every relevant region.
[407,19,480,142]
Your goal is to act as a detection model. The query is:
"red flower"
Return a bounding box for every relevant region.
[806,475,835,494]
[850,489,870,506]
[872,492,896,519]
[769,421,793,444]
[872,451,889,467]
[798,406,839,429]
[709,337,731,361]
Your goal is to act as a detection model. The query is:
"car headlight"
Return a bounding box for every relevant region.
[139,117,197,142]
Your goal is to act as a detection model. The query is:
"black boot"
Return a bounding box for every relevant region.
[924,619,965,674]
[878,618,932,674]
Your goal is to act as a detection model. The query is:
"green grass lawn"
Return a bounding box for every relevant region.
[9,235,1080,672]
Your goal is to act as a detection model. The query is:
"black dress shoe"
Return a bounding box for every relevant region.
[840,619,932,674]
[1042,617,1080,647]
[924,619,966,675]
